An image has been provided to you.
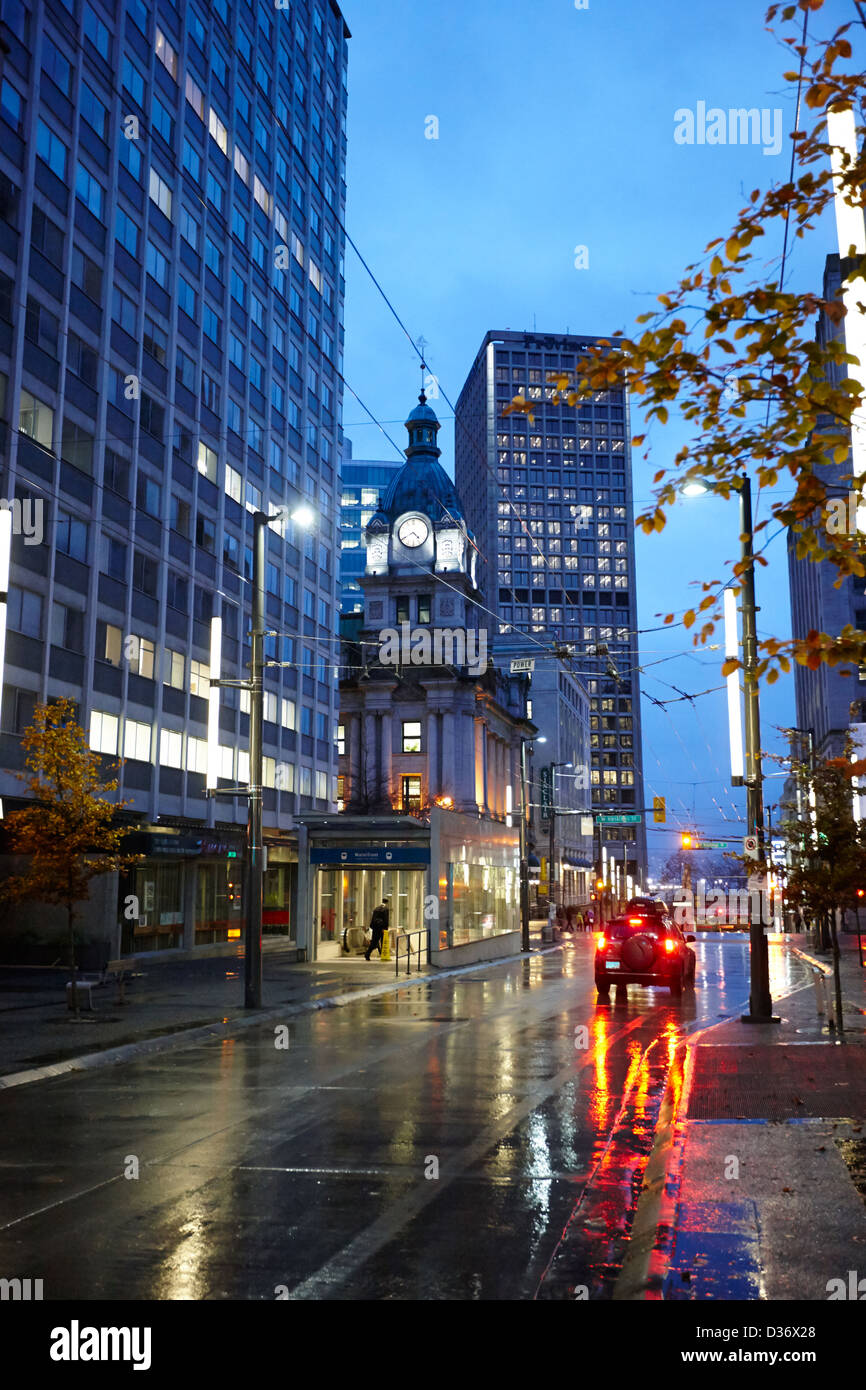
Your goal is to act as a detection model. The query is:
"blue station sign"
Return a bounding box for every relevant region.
[311,846,431,866]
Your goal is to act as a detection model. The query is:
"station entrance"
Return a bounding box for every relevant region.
[314,864,428,960]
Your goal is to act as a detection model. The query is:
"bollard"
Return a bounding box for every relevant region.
[812,968,826,1017]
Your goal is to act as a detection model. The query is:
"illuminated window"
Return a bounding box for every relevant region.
[103,623,123,666]
[155,28,178,79]
[402,720,422,753]
[401,775,422,813]
[190,659,209,698]
[186,737,207,774]
[148,168,172,219]
[129,635,155,678]
[159,728,183,768]
[225,463,242,503]
[164,649,184,689]
[208,108,228,153]
[123,718,151,761]
[89,711,118,755]
[197,441,218,481]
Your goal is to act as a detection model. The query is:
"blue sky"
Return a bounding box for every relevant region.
[339,0,850,869]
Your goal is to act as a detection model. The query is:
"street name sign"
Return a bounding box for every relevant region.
[595,813,643,824]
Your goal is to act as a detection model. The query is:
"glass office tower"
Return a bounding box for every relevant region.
[455,329,647,887]
[0,0,349,959]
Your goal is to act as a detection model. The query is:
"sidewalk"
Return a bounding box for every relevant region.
[617,933,866,1301]
[0,925,550,1087]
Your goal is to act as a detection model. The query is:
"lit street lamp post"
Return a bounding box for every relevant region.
[683,473,776,1022]
[209,502,315,1010]
[520,734,546,951]
[548,761,573,925]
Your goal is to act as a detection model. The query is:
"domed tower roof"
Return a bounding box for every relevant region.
[370,392,465,528]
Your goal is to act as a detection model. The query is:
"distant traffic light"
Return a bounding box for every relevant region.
[595,878,604,892]
[682,833,693,849]
[653,796,666,824]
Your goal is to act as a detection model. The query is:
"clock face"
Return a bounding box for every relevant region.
[398,517,429,548]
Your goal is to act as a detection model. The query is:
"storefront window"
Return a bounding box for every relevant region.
[129,861,183,951]
[450,863,517,947]
[196,860,243,945]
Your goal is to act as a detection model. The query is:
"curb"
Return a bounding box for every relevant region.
[612,944,824,1301]
[0,944,561,1093]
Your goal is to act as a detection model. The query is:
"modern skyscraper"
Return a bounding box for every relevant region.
[338,438,403,613]
[455,329,647,886]
[0,0,349,963]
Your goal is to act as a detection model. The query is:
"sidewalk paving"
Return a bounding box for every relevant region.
[617,932,866,1301]
[0,925,551,1086]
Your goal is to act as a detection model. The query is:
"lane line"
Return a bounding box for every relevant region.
[286,1012,651,1300]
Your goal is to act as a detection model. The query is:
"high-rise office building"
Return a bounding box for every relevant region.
[0,0,350,963]
[338,438,402,613]
[455,329,647,886]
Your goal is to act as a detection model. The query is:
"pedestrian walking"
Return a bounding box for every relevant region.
[365,899,390,960]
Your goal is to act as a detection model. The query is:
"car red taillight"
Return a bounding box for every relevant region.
[597,934,606,950]
[664,938,676,954]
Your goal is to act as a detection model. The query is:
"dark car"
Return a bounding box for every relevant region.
[625,896,671,922]
[595,913,696,998]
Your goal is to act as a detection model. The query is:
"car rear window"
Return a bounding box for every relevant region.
[608,916,667,940]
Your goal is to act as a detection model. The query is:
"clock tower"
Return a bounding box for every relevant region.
[363,391,479,593]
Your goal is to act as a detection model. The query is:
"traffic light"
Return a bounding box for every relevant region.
[653,796,666,824]
[682,833,693,849]
[595,878,604,892]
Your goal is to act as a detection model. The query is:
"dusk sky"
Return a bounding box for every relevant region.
[339,0,850,870]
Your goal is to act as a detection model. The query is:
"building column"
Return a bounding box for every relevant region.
[475,717,484,811]
[363,711,378,809]
[427,710,439,802]
[442,709,456,801]
[380,711,393,808]
[493,736,504,818]
[483,723,490,816]
[294,822,311,959]
[348,713,361,801]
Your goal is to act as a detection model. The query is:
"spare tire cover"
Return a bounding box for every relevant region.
[621,933,657,971]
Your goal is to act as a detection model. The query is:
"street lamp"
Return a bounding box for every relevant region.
[520,734,546,951]
[208,501,315,1009]
[548,760,573,925]
[681,473,776,1022]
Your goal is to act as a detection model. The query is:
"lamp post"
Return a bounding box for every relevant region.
[209,502,315,1010]
[520,734,546,950]
[682,473,776,1021]
[519,737,530,952]
[548,761,573,924]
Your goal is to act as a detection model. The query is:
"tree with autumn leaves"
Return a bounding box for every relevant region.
[779,744,866,1028]
[1,699,141,1008]
[505,0,866,683]
[781,748,866,936]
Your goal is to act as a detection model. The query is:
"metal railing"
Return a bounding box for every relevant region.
[395,928,430,976]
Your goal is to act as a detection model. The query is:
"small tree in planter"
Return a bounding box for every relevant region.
[0,699,141,1017]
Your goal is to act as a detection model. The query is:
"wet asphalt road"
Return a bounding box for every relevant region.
[0,934,803,1300]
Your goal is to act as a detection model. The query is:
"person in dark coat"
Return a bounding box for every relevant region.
[365,899,390,960]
